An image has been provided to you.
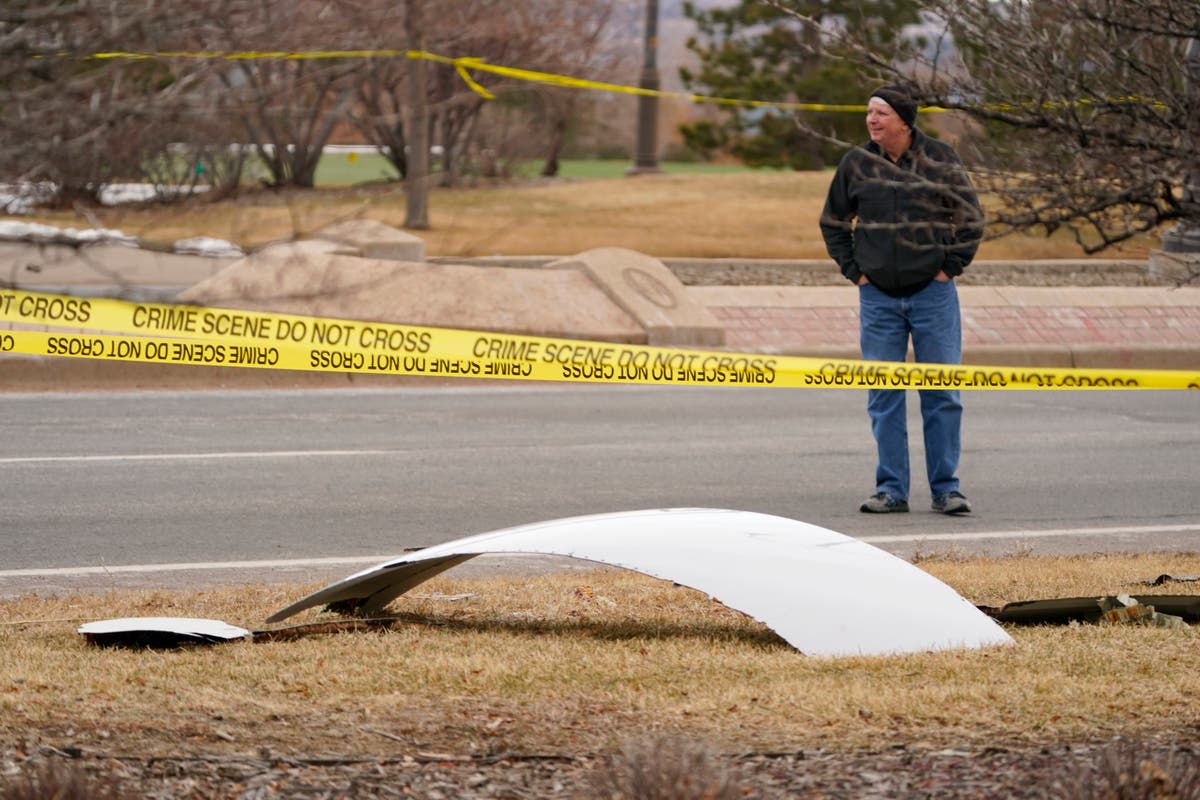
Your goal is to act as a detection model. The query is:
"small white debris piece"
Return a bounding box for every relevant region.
[77,617,251,648]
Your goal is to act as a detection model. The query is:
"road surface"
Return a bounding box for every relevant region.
[1,385,1196,597]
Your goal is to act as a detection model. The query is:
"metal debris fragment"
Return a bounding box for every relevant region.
[77,617,251,648]
[267,508,1014,657]
[981,595,1199,626]
[1099,595,1186,628]
[1138,573,1200,587]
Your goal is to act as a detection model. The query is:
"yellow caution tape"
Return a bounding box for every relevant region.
[67,48,931,114]
[67,48,1169,115]
[2,290,1196,390]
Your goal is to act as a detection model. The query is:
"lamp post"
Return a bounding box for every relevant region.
[1162,37,1200,253]
[403,0,430,230]
[628,0,662,175]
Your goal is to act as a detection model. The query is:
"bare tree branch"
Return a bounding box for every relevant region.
[777,0,1200,254]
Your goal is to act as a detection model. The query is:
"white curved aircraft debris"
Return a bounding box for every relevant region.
[77,617,251,647]
[268,508,1014,657]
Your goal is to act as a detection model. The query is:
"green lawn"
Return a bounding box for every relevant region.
[312,152,757,186]
[313,151,402,186]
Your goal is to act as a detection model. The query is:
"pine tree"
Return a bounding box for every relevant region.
[679,0,924,168]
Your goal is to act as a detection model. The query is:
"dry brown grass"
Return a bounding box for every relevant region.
[18,172,1157,260]
[3,552,1199,760]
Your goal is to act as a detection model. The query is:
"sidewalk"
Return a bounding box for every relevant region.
[693,285,1200,369]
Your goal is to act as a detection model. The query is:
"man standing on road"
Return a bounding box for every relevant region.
[820,84,984,515]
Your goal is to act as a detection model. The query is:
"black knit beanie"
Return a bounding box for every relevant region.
[869,84,918,128]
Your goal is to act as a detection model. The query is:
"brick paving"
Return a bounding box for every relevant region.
[703,290,1200,356]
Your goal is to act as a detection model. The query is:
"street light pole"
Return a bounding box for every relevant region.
[403,0,430,230]
[628,0,662,175]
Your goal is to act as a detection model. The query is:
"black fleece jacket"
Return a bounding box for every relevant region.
[820,128,983,294]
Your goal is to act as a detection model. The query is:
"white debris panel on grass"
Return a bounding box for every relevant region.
[78,617,251,647]
[268,508,1015,658]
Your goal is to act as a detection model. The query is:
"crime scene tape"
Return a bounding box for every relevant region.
[73,49,1170,115]
[2,290,1196,390]
[71,48,931,115]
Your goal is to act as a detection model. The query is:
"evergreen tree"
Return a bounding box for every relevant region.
[679,0,924,169]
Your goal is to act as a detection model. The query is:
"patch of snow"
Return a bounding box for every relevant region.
[0,186,48,215]
[99,183,208,204]
[173,236,243,258]
[0,219,138,246]
[0,220,241,258]
[0,182,207,215]
[97,184,158,204]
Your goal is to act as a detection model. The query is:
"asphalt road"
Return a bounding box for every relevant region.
[1,386,1197,597]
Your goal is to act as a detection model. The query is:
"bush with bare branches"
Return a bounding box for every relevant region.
[589,735,740,800]
[779,0,1200,254]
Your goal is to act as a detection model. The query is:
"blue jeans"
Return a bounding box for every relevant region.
[859,279,963,502]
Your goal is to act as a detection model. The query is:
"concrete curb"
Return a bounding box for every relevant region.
[429,255,1162,284]
[546,248,725,347]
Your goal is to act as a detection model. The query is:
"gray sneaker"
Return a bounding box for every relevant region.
[860,493,909,513]
[932,491,972,515]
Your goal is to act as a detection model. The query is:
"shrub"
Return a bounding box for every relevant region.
[589,734,739,800]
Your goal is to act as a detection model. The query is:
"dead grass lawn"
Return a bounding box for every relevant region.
[3,551,1199,760]
[18,172,1158,261]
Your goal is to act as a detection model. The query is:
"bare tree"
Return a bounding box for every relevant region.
[776,0,1200,255]
[336,2,414,181]
[196,0,360,190]
[522,0,632,177]
[0,0,355,204]
[348,0,517,187]
[347,0,631,187]
[0,0,212,207]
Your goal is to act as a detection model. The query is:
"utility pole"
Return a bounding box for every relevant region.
[1162,38,1200,253]
[403,0,430,230]
[627,0,661,175]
